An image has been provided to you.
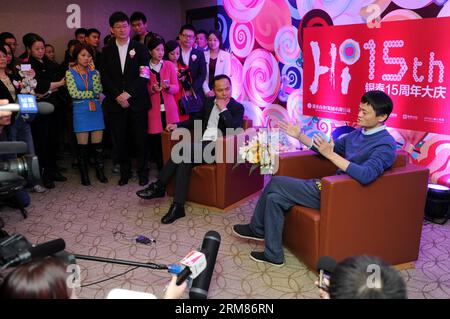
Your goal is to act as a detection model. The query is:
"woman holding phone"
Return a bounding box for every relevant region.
[66,43,107,186]
[147,37,179,171]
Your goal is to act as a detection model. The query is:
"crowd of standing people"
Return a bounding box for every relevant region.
[0,11,232,193]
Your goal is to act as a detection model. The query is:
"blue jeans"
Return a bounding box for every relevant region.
[249,176,321,263]
[9,116,35,155]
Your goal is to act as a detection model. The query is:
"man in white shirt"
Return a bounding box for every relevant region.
[136,75,244,224]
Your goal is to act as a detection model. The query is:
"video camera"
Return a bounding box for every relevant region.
[0,97,52,201]
[0,235,75,271]
[0,142,40,199]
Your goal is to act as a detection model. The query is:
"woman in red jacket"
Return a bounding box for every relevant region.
[164,40,188,122]
[147,37,179,171]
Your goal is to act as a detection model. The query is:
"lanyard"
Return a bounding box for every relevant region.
[75,65,96,111]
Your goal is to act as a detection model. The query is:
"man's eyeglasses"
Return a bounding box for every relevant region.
[181,34,194,39]
[113,25,129,30]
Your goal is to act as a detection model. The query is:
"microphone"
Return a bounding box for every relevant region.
[316,256,337,292]
[7,238,66,267]
[0,102,54,114]
[189,230,221,299]
[0,141,28,154]
[174,250,207,286]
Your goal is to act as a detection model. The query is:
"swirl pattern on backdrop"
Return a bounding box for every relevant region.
[223,0,266,22]
[287,89,303,121]
[298,9,333,50]
[317,118,332,135]
[281,63,303,90]
[218,13,229,47]
[230,54,244,101]
[339,39,361,65]
[274,26,301,65]
[381,9,422,21]
[262,104,290,128]
[242,101,264,127]
[229,21,255,59]
[392,0,433,9]
[243,49,281,108]
[286,0,301,20]
[252,0,292,52]
[296,0,354,19]
[438,1,450,17]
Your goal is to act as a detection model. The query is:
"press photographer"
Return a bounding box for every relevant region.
[316,255,407,299]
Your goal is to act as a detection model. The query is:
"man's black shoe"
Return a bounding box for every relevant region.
[161,203,185,224]
[250,251,284,267]
[50,171,67,182]
[136,182,165,199]
[118,173,132,186]
[232,224,264,241]
[42,178,55,189]
[138,175,149,186]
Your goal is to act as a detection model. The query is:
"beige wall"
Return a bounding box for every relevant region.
[0,0,184,62]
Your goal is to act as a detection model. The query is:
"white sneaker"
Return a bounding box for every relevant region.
[32,185,48,193]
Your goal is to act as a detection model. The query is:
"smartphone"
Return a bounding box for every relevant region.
[135,235,155,245]
[20,64,31,71]
[139,66,150,79]
[318,269,331,292]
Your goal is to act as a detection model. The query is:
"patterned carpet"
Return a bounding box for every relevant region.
[1,165,450,299]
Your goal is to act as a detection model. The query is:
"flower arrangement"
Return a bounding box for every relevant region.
[236,129,279,175]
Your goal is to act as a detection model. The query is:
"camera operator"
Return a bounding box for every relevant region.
[0,45,46,193]
[316,255,407,299]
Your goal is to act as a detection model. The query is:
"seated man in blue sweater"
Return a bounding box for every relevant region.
[232,90,397,266]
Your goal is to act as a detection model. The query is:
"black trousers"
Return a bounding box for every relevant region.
[158,140,215,205]
[147,111,167,170]
[109,109,148,177]
[30,113,58,172]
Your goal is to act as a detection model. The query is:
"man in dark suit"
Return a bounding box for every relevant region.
[100,12,150,186]
[136,75,244,224]
[178,24,207,118]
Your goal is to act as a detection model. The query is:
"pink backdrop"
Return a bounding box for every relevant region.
[219,0,450,186]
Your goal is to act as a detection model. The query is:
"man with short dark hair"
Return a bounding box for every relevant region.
[195,29,208,51]
[85,28,102,68]
[323,255,407,299]
[233,91,397,267]
[75,28,88,43]
[130,11,162,48]
[0,32,21,66]
[178,24,206,118]
[136,75,244,224]
[100,11,150,186]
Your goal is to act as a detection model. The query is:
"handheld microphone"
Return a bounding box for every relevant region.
[189,230,221,299]
[174,250,207,286]
[0,141,28,154]
[0,102,54,114]
[316,256,337,292]
[7,238,66,267]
